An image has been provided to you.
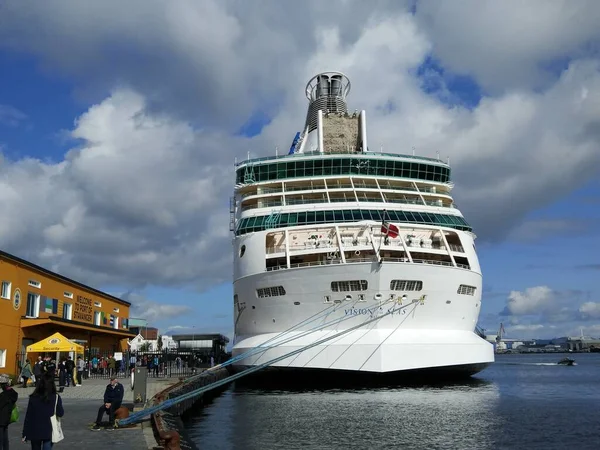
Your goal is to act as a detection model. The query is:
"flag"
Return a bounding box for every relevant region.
[44,296,53,313]
[380,221,399,238]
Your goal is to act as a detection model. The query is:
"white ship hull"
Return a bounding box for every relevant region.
[232,259,494,376]
[230,71,494,381]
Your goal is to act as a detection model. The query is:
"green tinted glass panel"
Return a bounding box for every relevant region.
[236,210,471,235]
[236,158,450,185]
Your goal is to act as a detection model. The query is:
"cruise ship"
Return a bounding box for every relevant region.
[230,72,494,380]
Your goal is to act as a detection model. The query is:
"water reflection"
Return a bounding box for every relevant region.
[188,377,501,450]
[186,354,600,449]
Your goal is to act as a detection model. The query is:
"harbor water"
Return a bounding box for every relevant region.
[185,353,600,449]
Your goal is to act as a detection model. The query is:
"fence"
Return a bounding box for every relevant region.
[16,348,231,381]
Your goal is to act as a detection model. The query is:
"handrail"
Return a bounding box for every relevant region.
[266,257,470,271]
[240,184,449,199]
[236,151,446,167]
[241,197,455,211]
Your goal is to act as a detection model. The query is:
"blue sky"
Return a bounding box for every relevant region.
[1,1,600,341]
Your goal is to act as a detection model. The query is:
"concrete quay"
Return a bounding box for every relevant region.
[8,376,179,449]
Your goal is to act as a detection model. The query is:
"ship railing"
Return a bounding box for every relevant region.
[236,150,445,167]
[240,187,282,198]
[266,240,460,255]
[241,198,455,211]
[266,257,470,271]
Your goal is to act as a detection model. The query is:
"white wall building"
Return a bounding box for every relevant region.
[128,334,177,352]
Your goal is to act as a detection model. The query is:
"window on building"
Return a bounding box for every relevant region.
[94,301,102,307]
[28,280,41,289]
[63,303,73,320]
[0,349,6,368]
[113,317,119,329]
[1,281,11,299]
[390,280,423,291]
[64,291,73,299]
[256,286,286,298]
[94,311,101,326]
[457,285,477,296]
[26,292,40,317]
[331,280,368,292]
[113,307,120,313]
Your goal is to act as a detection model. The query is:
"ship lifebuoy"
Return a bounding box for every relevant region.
[355,250,361,256]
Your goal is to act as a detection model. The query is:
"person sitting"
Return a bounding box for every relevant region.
[92,376,124,430]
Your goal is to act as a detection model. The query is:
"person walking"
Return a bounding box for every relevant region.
[57,360,66,394]
[75,357,84,386]
[0,374,19,450]
[64,358,74,388]
[22,373,64,450]
[32,358,42,388]
[20,361,33,389]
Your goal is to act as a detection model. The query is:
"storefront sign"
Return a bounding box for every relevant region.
[74,295,93,322]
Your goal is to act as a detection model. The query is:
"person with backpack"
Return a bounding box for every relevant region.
[0,373,19,450]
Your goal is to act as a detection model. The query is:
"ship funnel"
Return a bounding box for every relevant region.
[304,71,351,133]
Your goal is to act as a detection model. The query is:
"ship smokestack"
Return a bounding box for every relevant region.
[304,71,351,134]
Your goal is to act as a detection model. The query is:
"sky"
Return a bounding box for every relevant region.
[1,0,600,341]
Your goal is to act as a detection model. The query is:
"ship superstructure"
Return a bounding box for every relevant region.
[230,72,494,378]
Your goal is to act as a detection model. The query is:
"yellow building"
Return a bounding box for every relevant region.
[0,249,135,376]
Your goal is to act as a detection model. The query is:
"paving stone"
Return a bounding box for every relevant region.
[7,377,178,448]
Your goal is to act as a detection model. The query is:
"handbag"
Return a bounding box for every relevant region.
[50,394,64,443]
[9,404,19,423]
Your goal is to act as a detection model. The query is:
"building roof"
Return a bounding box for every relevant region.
[171,333,230,344]
[0,249,131,307]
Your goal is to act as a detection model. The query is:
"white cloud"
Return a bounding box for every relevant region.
[414,0,600,91]
[508,324,545,332]
[124,292,193,324]
[0,89,236,289]
[579,302,600,319]
[504,286,554,315]
[0,104,27,127]
[0,1,599,294]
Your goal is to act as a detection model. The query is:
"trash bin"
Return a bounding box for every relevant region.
[133,366,147,404]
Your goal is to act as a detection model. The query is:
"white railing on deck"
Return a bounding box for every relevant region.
[266,257,470,271]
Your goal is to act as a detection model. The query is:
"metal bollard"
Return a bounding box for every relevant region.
[133,366,148,404]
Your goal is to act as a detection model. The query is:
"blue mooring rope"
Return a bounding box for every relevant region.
[117,299,419,427]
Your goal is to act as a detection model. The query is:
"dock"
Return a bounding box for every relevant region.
[8,376,179,449]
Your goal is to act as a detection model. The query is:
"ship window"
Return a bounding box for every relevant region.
[234,210,472,236]
[390,280,423,291]
[331,280,368,292]
[257,286,286,298]
[236,158,451,186]
[457,285,476,296]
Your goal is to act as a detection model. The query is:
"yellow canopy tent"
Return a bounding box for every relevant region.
[26,332,84,354]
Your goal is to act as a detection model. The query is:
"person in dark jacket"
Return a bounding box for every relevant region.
[22,373,64,450]
[92,377,124,430]
[64,357,74,388]
[0,374,19,450]
[20,361,33,389]
[32,358,42,387]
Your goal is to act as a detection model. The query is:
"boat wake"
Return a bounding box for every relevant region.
[502,362,577,366]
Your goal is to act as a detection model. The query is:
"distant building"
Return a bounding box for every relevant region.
[171,333,230,359]
[128,333,176,352]
[129,326,159,340]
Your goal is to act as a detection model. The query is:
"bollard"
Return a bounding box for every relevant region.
[133,366,148,404]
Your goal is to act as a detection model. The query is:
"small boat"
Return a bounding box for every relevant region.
[557,357,576,366]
